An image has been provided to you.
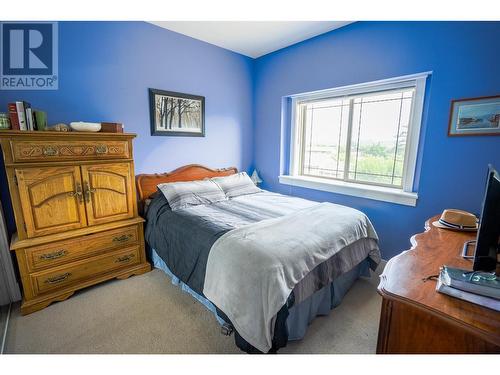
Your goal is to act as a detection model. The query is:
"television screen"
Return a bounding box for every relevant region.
[473,165,500,273]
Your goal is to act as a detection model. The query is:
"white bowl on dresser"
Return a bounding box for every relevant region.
[70,121,102,132]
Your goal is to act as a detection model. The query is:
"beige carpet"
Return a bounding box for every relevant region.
[4,267,382,354]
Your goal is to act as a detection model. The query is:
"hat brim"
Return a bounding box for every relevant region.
[432,221,478,232]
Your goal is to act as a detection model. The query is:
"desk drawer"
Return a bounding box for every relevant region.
[10,139,130,162]
[25,225,139,272]
[31,245,140,295]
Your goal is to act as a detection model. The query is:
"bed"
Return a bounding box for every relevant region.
[136,164,381,353]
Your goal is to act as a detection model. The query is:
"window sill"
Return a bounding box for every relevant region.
[278,175,418,206]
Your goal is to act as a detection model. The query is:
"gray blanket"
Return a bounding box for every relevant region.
[203,202,379,353]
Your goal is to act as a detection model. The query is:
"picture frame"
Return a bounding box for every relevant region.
[448,95,500,136]
[149,88,205,137]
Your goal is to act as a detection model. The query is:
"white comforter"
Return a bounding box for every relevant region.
[203,202,380,352]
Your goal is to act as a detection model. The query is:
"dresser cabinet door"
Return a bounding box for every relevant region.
[15,166,88,237]
[80,162,135,226]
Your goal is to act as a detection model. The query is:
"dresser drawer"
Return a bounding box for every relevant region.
[31,245,141,295]
[10,139,131,162]
[25,225,140,272]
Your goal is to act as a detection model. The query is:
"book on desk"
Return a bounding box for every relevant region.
[436,266,500,312]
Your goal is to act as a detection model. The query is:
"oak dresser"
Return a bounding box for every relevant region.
[0,131,150,314]
[377,216,500,353]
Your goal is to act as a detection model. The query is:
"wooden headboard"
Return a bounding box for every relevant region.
[136,164,238,203]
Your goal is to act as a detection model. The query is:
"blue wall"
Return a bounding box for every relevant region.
[0,21,254,234]
[253,21,500,259]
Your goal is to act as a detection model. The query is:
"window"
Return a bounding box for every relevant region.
[280,72,429,206]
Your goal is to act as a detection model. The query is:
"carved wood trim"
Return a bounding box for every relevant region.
[11,141,130,162]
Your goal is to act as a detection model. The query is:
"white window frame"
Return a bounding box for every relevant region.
[279,72,431,206]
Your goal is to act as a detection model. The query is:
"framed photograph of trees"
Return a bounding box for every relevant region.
[149,88,205,137]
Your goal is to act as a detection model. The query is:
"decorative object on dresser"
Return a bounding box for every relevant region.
[34,111,47,131]
[436,266,500,311]
[149,88,205,137]
[0,113,11,130]
[432,209,478,231]
[69,121,102,132]
[7,102,47,131]
[48,123,70,132]
[100,122,124,133]
[0,131,151,315]
[377,216,500,354]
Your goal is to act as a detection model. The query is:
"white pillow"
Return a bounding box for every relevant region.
[211,172,262,198]
[157,179,226,211]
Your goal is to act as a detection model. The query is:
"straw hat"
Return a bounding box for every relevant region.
[432,209,478,231]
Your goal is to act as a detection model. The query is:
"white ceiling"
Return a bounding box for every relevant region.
[150,21,352,58]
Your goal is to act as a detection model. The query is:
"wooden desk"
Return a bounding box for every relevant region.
[377,216,500,353]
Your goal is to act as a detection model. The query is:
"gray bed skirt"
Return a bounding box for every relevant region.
[151,248,369,342]
[287,259,369,340]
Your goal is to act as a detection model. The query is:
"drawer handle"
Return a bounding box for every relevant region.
[44,272,71,284]
[43,146,59,156]
[113,234,132,243]
[95,145,108,154]
[39,249,67,260]
[115,254,135,263]
[83,182,96,203]
[67,182,83,202]
[75,182,84,203]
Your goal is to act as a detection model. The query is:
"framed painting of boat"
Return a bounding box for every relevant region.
[448,95,500,136]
